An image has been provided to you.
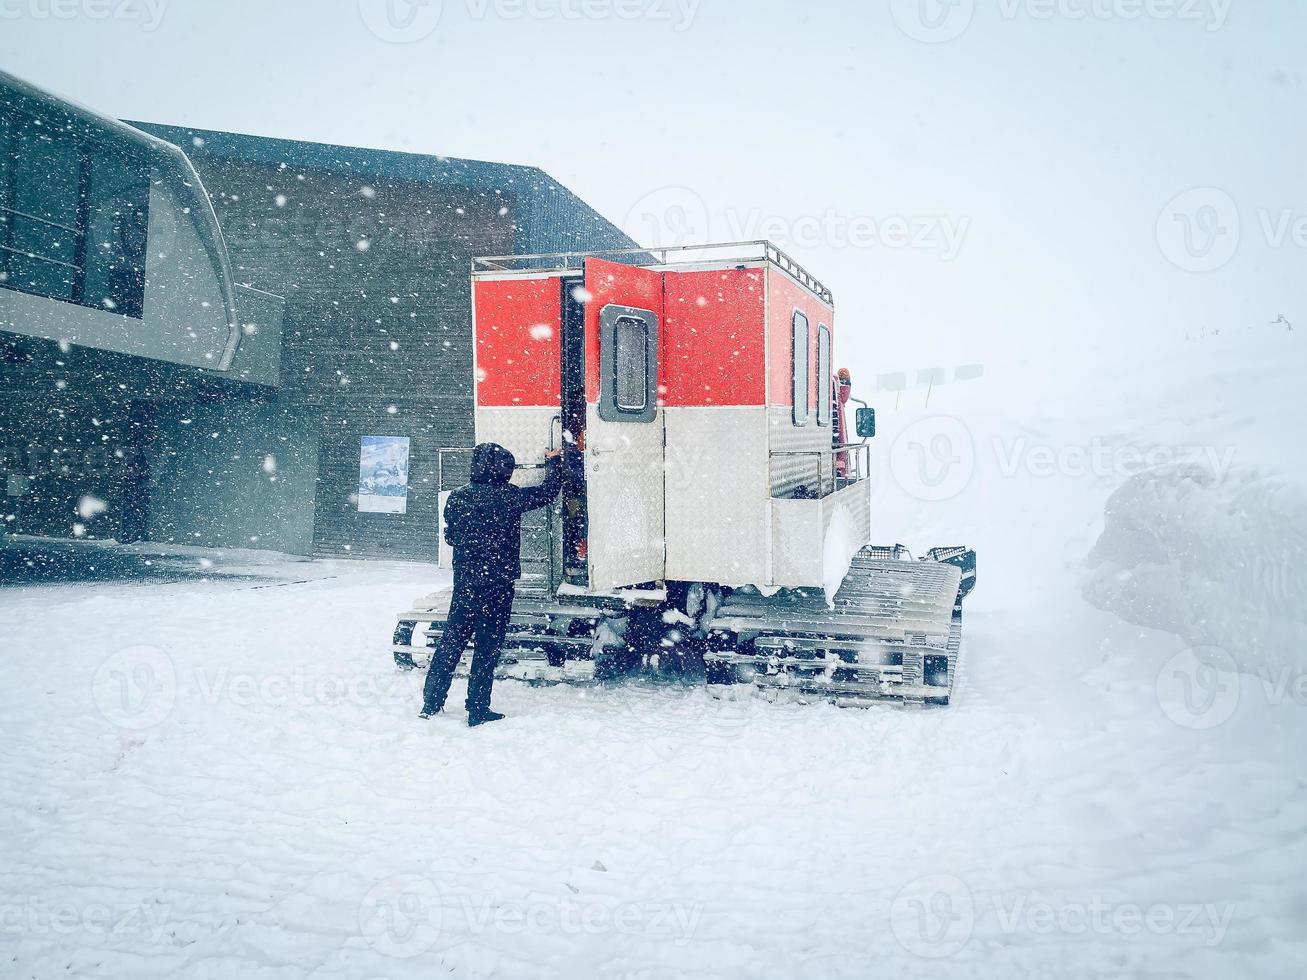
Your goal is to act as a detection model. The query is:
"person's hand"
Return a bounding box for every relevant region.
[545,449,563,460]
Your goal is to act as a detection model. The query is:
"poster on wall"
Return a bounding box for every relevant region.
[358,436,410,514]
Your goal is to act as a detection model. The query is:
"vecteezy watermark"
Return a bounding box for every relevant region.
[0,0,169,30]
[358,0,701,43]
[1156,187,1241,273]
[988,895,1234,947]
[92,646,422,730]
[890,874,974,958]
[992,438,1237,482]
[1157,187,1307,273]
[1157,645,1307,730]
[0,898,173,944]
[622,186,970,259]
[92,645,177,730]
[890,0,1231,44]
[359,875,443,958]
[459,896,702,943]
[884,413,1239,503]
[357,876,700,956]
[890,874,1235,957]
[191,665,413,712]
[357,0,444,42]
[1156,646,1241,729]
[888,415,977,503]
[889,0,977,43]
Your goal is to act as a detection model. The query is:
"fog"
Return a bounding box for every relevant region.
[3,0,1301,375]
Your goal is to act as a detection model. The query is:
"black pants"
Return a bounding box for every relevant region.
[422,579,514,716]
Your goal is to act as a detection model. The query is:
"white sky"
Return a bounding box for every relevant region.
[2,0,1302,377]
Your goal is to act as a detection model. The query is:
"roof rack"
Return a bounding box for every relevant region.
[472,240,833,305]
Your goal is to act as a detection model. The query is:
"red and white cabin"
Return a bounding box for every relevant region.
[452,241,871,595]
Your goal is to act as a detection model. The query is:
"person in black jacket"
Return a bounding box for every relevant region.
[421,442,562,726]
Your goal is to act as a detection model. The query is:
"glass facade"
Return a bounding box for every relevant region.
[0,100,150,318]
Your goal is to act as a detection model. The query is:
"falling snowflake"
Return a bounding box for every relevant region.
[77,495,107,520]
[529,323,554,341]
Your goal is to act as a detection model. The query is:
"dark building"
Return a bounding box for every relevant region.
[1,71,282,553]
[129,123,638,562]
[0,69,637,565]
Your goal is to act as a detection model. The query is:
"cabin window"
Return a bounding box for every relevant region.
[598,303,659,423]
[817,325,831,427]
[792,310,810,425]
[0,103,150,319]
[614,317,649,412]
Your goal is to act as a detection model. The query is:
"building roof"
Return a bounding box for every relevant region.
[128,121,552,195]
[128,121,642,260]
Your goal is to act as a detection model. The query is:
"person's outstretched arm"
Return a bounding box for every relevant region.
[516,452,562,513]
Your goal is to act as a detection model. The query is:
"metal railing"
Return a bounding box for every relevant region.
[770,444,871,500]
[471,240,834,304]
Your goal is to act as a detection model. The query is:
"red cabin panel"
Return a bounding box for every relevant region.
[767,269,835,409]
[474,277,562,407]
[584,257,665,403]
[661,268,766,407]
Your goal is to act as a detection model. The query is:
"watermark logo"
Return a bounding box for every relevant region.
[889,874,1236,957]
[991,894,1235,946]
[360,0,700,41]
[0,0,170,30]
[465,0,702,30]
[460,895,701,942]
[890,0,976,43]
[0,898,173,944]
[890,874,974,958]
[892,0,1233,41]
[1156,187,1240,273]
[92,645,177,730]
[359,875,443,958]
[1156,645,1241,730]
[622,188,970,259]
[623,186,711,249]
[992,438,1237,482]
[358,0,444,42]
[888,415,976,502]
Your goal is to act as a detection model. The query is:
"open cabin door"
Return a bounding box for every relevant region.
[583,257,665,591]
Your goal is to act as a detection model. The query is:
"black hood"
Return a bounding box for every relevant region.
[469,443,515,485]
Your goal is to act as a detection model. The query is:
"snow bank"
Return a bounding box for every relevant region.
[2,329,1304,979]
[1085,463,1307,676]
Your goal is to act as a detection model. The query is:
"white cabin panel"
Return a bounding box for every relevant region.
[585,403,666,590]
[475,405,558,471]
[663,406,770,587]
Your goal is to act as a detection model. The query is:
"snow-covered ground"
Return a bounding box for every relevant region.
[3,328,1305,979]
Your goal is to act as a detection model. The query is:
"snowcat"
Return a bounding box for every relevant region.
[392,242,976,705]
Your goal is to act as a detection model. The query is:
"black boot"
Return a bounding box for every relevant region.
[468,710,505,728]
[419,705,441,720]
